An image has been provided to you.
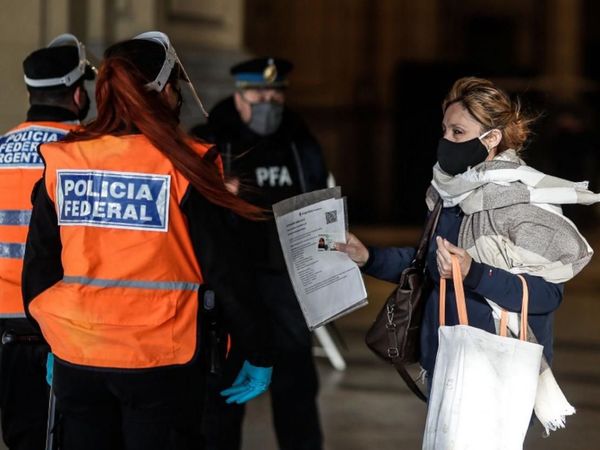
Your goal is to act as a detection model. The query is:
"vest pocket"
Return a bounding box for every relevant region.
[29,282,198,368]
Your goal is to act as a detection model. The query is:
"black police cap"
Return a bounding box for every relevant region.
[230,57,293,89]
[23,42,95,88]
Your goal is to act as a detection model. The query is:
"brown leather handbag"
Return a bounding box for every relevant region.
[365,201,442,402]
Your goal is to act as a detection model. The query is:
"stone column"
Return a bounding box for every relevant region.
[545,0,583,101]
[0,0,69,130]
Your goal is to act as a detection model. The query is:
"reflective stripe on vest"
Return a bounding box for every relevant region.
[0,210,32,225]
[0,121,77,318]
[29,135,211,369]
[62,275,200,292]
[0,211,31,258]
[0,242,25,259]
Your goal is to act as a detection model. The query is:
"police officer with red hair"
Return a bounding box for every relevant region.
[22,32,274,450]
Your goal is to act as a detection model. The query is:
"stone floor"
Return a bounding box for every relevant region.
[2,227,599,450]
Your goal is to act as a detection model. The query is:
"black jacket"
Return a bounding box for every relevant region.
[192,97,328,272]
[192,97,327,196]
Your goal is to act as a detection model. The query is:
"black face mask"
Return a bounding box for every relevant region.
[436,136,490,176]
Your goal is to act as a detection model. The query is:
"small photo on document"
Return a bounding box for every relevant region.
[317,234,336,252]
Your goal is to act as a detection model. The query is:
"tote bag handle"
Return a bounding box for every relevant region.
[439,256,530,341]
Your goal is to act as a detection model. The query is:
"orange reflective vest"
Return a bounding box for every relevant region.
[29,135,213,369]
[0,121,76,318]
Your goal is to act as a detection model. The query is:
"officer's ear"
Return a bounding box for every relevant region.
[163,82,180,110]
[72,85,84,108]
[233,90,243,110]
[233,91,251,124]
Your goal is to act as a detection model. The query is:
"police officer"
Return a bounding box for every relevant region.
[193,57,327,450]
[22,32,273,450]
[0,34,94,450]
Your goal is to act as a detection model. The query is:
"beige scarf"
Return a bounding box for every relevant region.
[425,150,600,434]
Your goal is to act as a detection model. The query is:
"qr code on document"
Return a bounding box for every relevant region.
[325,210,338,224]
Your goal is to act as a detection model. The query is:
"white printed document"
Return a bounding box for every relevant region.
[273,187,368,329]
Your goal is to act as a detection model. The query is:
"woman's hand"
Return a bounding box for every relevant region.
[336,232,369,267]
[224,177,240,195]
[436,236,472,279]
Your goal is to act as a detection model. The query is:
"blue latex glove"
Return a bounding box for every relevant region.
[46,353,54,386]
[220,361,272,404]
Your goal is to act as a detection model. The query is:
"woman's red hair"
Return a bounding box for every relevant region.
[65,41,264,220]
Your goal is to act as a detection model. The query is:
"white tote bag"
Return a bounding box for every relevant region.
[423,256,543,450]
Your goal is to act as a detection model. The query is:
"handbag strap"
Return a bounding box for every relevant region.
[394,362,427,402]
[439,256,469,326]
[413,201,443,271]
[440,257,530,341]
[499,310,508,337]
[498,275,529,341]
[518,275,529,340]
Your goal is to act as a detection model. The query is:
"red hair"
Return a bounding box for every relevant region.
[65,52,264,220]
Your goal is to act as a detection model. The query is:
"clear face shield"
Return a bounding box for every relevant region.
[72,37,101,123]
[133,31,208,128]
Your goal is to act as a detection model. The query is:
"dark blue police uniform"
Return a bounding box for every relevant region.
[192,58,327,450]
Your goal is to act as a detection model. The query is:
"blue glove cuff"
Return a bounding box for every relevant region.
[46,353,54,387]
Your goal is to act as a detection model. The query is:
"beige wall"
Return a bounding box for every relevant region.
[0,0,245,131]
[157,0,244,50]
[543,0,585,100]
[0,0,69,131]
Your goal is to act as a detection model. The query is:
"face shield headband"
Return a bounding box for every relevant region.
[24,33,96,87]
[133,31,208,117]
